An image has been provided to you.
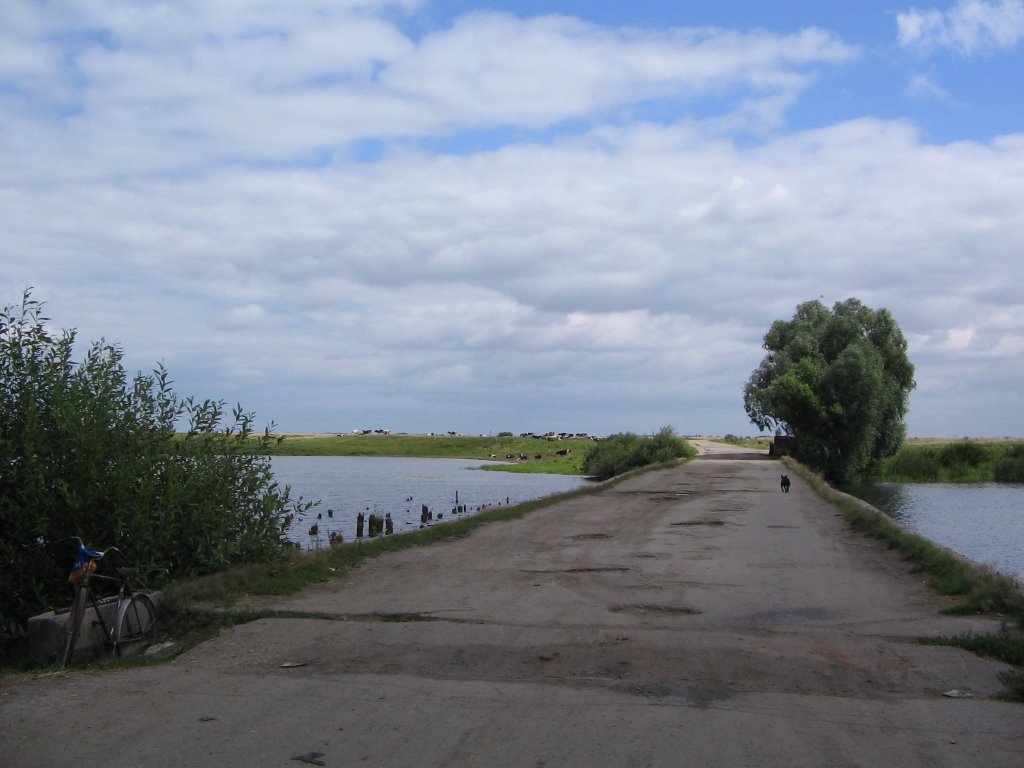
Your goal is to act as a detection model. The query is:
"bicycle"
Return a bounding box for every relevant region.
[59,537,158,668]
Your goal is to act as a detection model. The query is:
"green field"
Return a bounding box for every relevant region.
[258,433,595,475]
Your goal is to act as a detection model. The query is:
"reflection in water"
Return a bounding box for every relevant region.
[847,482,1024,582]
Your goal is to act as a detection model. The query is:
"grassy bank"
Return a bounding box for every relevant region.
[718,435,773,451]
[879,439,1024,482]
[256,433,595,475]
[786,457,1024,616]
[156,467,667,659]
[784,457,1024,700]
[164,455,680,610]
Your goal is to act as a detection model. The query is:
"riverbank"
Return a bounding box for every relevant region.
[256,433,595,474]
[270,455,593,546]
[879,439,1024,482]
[4,446,1021,767]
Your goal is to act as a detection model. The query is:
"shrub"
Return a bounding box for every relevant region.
[995,445,1024,482]
[879,445,942,482]
[582,426,693,481]
[0,291,312,640]
[879,441,1024,483]
[939,440,988,469]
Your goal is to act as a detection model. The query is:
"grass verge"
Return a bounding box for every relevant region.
[6,456,683,676]
[255,433,595,475]
[717,435,773,451]
[919,632,1024,702]
[784,457,1024,617]
[783,457,1024,701]
[156,466,668,653]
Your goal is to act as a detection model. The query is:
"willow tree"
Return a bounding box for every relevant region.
[743,298,916,483]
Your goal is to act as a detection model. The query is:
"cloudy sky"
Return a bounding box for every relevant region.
[3,0,1023,438]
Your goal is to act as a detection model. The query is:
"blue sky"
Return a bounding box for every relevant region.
[3,0,1023,438]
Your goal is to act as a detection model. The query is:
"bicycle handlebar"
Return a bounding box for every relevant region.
[65,537,123,576]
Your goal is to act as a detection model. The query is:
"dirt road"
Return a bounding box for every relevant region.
[3,446,1021,767]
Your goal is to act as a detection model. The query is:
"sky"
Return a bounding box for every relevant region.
[3,0,1023,438]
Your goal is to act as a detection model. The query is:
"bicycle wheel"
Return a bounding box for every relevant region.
[113,593,157,656]
[61,586,88,668]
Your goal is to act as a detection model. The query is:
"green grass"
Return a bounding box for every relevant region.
[5,440,688,674]
[879,440,1024,483]
[159,474,629,623]
[920,630,1024,666]
[782,456,1024,700]
[254,433,596,475]
[159,458,684,643]
[998,669,1024,702]
[919,631,1024,702]
[717,435,773,450]
[786,457,1024,616]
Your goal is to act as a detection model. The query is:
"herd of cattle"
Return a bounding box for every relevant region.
[501,447,573,461]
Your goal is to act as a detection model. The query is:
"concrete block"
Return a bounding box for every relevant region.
[28,593,160,661]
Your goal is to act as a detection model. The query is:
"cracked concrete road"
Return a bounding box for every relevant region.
[2,445,1022,767]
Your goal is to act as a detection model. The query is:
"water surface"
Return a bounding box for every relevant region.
[847,482,1024,582]
[271,455,591,547]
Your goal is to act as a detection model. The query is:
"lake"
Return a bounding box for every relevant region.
[847,482,1024,582]
[270,455,592,547]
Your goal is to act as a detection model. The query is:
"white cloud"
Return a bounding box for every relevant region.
[905,72,961,103]
[3,3,1023,437]
[897,0,1024,55]
[10,115,1023,435]
[0,3,856,185]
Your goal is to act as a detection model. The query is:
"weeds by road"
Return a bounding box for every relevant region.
[784,457,1024,701]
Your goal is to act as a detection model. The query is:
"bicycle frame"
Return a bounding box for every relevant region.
[61,541,156,667]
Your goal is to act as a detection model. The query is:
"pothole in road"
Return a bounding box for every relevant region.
[613,491,695,502]
[524,566,631,574]
[616,682,733,707]
[566,566,630,573]
[568,532,613,540]
[743,607,838,624]
[264,610,444,624]
[609,604,702,616]
[670,520,725,527]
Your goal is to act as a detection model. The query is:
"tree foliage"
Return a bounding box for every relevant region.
[0,290,312,638]
[743,298,915,483]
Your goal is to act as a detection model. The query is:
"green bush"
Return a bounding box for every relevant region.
[879,445,942,482]
[0,291,312,641]
[995,445,1024,482]
[939,440,987,469]
[995,457,1024,482]
[879,441,1024,483]
[582,426,693,481]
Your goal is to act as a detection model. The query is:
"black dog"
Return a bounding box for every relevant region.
[780,474,791,493]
